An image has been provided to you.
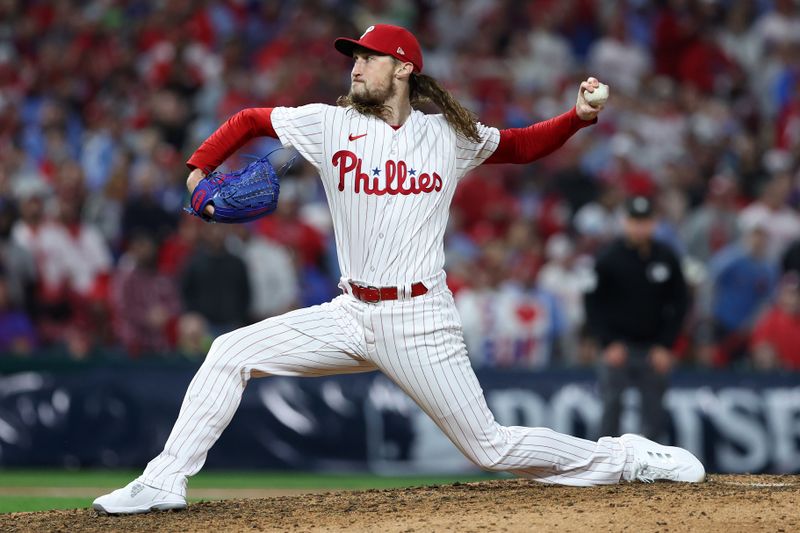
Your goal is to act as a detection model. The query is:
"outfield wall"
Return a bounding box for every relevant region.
[0,360,798,474]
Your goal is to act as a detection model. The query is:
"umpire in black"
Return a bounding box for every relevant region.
[585,195,689,441]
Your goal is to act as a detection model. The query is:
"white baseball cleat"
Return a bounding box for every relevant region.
[620,433,706,483]
[92,479,187,515]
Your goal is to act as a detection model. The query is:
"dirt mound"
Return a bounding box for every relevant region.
[2,475,798,532]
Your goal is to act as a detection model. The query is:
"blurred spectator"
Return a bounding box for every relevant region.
[508,11,575,94]
[585,196,689,440]
[752,0,800,54]
[601,133,655,197]
[430,0,494,52]
[537,233,595,365]
[176,312,214,358]
[352,0,416,30]
[84,155,131,251]
[550,143,598,215]
[180,225,250,333]
[677,24,740,95]
[12,173,112,357]
[652,2,696,80]
[255,181,326,269]
[457,257,565,369]
[573,178,624,244]
[738,172,800,262]
[782,237,800,275]
[0,198,36,313]
[121,161,179,244]
[750,272,800,371]
[149,90,191,151]
[11,179,51,256]
[653,186,689,253]
[629,78,689,173]
[707,216,778,365]
[0,271,37,356]
[110,233,181,356]
[158,216,203,277]
[718,1,761,77]
[230,225,299,320]
[681,174,740,262]
[586,12,651,95]
[774,74,800,151]
[451,172,518,244]
[255,181,333,306]
[456,260,498,368]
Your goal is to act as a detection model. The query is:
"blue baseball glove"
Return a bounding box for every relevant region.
[186,153,291,224]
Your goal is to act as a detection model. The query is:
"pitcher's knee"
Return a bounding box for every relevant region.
[208,332,231,354]
[471,452,509,472]
[460,424,513,472]
[203,324,284,376]
[203,332,240,369]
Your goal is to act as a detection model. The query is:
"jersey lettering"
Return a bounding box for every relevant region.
[332,149,442,196]
[271,105,500,284]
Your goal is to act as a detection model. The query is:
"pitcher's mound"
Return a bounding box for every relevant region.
[2,475,798,532]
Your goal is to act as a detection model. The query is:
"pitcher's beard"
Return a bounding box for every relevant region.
[337,74,399,120]
[349,79,396,106]
[338,80,397,121]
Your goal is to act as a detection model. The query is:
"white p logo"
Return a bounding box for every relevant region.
[361,26,375,39]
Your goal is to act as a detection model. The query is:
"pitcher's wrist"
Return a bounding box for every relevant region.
[186,168,206,192]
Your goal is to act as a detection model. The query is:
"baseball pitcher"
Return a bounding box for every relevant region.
[93,24,704,514]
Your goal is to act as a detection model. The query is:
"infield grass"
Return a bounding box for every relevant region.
[0,470,494,514]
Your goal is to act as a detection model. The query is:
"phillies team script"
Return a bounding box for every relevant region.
[333,149,443,195]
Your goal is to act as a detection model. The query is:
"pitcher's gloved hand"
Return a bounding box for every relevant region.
[186,154,284,224]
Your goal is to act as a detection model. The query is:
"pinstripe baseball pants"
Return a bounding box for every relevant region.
[141,275,631,495]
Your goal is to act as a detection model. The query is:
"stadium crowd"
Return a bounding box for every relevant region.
[1,0,800,371]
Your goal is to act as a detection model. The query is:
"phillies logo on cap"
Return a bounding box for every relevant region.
[334,24,424,73]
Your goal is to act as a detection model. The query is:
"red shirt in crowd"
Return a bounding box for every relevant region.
[751,307,800,370]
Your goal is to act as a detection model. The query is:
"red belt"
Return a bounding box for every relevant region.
[348,281,428,303]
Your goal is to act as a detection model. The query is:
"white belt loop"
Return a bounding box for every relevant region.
[400,282,410,301]
[339,277,353,297]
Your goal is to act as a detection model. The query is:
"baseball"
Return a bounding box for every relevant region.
[584,83,609,107]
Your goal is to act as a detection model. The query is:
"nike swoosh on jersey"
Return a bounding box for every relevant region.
[348,133,367,141]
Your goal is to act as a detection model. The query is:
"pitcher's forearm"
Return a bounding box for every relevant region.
[186,108,276,173]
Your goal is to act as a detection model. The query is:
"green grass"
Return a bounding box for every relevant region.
[0,469,495,514]
[0,469,490,488]
[0,496,92,514]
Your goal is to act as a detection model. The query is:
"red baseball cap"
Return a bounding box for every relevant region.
[334,24,423,73]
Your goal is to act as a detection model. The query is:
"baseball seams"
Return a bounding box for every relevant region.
[140,104,630,494]
[142,285,627,495]
[584,83,609,107]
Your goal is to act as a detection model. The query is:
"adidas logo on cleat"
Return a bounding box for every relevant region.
[130,483,145,498]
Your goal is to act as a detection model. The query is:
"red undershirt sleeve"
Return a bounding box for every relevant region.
[186,107,277,173]
[484,107,597,165]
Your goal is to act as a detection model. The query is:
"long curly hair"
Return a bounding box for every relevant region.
[337,66,481,143]
[408,73,481,143]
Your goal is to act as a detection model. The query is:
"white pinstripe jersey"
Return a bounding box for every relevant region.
[271,104,500,285]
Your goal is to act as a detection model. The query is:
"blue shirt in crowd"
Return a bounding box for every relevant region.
[710,243,778,330]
